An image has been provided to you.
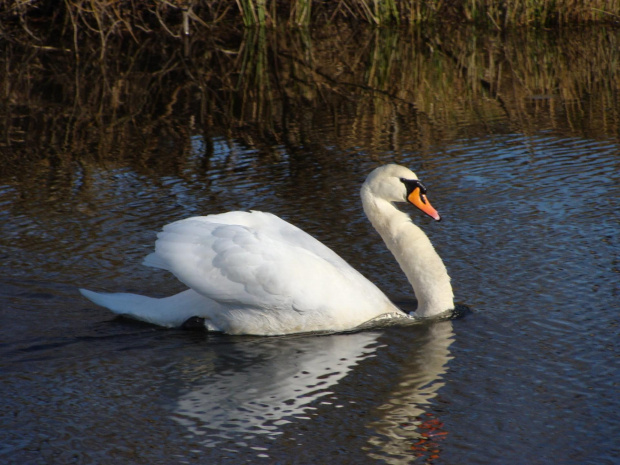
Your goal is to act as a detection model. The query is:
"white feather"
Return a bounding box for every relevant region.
[80,165,454,335]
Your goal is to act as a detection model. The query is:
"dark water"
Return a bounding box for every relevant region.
[1,26,619,464]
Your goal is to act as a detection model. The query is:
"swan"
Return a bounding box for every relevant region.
[80,164,454,335]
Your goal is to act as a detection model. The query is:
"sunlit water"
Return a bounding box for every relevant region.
[2,129,617,464]
[1,37,619,465]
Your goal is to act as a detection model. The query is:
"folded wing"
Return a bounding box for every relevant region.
[143,211,381,315]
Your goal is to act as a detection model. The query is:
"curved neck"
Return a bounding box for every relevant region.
[361,188,454,317]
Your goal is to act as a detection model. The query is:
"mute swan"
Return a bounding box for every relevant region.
[80,164,454,335]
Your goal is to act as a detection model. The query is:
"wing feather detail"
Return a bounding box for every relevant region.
[142,212,374,314]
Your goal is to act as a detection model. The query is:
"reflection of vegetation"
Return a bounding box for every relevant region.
[235,27,273,132]
[0,25,618,180]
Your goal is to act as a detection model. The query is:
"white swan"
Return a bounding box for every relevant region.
[80,164,454,335]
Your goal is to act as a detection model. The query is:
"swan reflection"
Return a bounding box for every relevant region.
[172,331,383,446]
[366,321,455,463]
[171,319,454,461]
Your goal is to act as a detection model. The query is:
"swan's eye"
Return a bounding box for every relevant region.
[400,178,428,196]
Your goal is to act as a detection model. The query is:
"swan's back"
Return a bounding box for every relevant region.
[176,211,353,269]
[137,211,396,334]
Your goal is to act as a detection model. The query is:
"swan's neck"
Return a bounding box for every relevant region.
[361,190,454,317]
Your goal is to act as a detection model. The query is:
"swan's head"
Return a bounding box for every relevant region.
[363,164,441,221]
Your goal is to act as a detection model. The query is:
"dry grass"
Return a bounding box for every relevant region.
[1,0,619,48]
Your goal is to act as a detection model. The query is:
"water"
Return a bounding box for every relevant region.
[1,26,619,464]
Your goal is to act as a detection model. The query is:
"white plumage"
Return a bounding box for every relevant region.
[80,164,454,335]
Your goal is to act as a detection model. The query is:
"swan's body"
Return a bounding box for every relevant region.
[80,165,454,335]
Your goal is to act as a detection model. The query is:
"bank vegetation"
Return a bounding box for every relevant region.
[1,0,619,46]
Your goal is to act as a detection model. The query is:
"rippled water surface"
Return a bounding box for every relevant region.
[1,27,619,464]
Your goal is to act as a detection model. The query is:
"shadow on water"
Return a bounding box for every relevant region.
[0,23,618,465]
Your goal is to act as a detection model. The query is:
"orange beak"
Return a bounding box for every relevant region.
[408,187,441,221]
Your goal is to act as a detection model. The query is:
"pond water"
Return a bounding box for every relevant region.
[1,25,619,464]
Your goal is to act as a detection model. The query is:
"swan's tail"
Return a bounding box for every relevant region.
[79,288,211,328]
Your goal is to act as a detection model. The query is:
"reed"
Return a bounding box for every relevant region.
[290,0,312,27]
[236,0,268,27]
[2,0,619,46]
